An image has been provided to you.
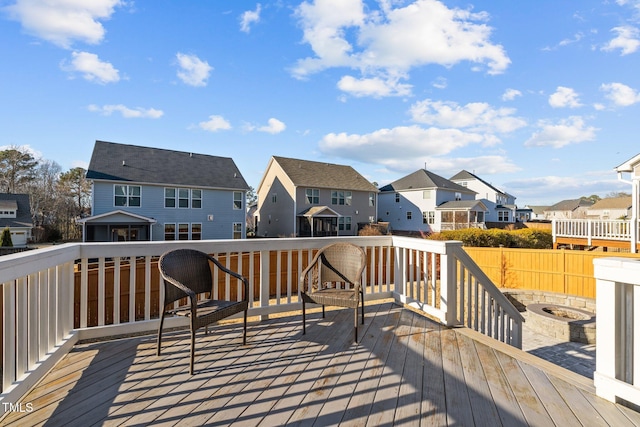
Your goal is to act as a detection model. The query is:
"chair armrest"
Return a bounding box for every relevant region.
[299,249,325,290]
[207,254,250,302]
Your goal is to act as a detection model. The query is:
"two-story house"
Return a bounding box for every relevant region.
[80,141,249,242]
[256,156,378,237]
[450,170,517,224]
[543,199,594,220]
[586,196,632,220]
[378,169,486,233]
[0,193,33,246]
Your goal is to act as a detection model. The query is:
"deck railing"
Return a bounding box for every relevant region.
[553,218,639,251]
[594,257,640,407]
[0,235,522,405]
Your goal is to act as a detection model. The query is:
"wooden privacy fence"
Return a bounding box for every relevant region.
[464,247,640,298]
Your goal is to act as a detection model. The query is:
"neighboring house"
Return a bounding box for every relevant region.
[0,194,33,246]
[256,156,378,237]
[450,170,517,223]
[525,205,549,221]
[378,169,485,233]
[80,141,249,242]
[587,196,632,220]
[544,199,594,220]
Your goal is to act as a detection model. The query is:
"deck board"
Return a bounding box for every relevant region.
[2,301,640,426]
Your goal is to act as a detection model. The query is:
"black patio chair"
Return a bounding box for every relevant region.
[299,242,367,341]
[157,248,249,374]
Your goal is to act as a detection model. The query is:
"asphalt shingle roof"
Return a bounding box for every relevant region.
[450,169,509,197]
[379,169,474,194]
[86,141,249,190]
[273,156,378,192]
[589,196,632,210]
[547,198,594,211]
[0,194,32,228]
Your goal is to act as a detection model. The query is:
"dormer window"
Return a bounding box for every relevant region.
[0,201,18,218]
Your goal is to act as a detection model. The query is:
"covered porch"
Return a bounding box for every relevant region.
[78,210,156,242]
[297,206,340,237]
[437,200,487,231]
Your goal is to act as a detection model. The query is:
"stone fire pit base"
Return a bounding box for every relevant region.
[525,303,596,344]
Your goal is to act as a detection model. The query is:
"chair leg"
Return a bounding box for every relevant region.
[302,299,307,335]
[354,307,358,342]
[190,324,196,375]
[322,305,325,318]
[360,291,365,325]
[157,312,165,356]
[243,309,248,345]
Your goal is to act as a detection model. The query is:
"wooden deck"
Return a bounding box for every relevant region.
[2,301,640,426]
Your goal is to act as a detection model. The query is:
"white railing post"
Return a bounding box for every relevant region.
[441,241,460,327]
[259,249,270,321]
[594,257,640,406]
[393,246,406,304]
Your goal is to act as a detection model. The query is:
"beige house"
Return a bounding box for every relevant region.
[543,198,594,220]
[587,196,632,220]
[256,156,378,237]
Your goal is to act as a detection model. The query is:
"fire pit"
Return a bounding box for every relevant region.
[525,303,596,344]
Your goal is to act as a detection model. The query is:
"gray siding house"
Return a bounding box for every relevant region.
[450,170,517,223]
[81,141,249,242]
[0,193,33,246]
[256,156,378,237]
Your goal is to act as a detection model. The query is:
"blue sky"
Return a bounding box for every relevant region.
[2,0,640,206]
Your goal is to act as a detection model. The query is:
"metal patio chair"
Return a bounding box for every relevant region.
[299,242,367,341]
[157,248,249,374]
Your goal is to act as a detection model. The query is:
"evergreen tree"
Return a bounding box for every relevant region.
[1,227,13,247]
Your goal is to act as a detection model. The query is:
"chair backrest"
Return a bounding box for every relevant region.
[315,242,366,287]
[159,249,213,305]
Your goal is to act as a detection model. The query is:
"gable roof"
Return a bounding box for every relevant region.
[616,153,640,172]
[450,169,510,197]
[546,198,594,211]
[271,156,378,192]
[86,141,249,190]
[379,169,474,194]
[0,193,32,228]
[589,196,632,210]
[435,200,488,211]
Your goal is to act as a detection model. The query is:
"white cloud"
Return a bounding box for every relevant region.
[292,0,509,97]
[199,115,231,132]
[548,86,582,108]
[337,74,412,97]
[176,53,213,87]
[602,26,640,55]
[62,51,119,84]
[501,89,522,101]
[88,104,163,119]
[601,82,640,106]
[524,116,597,148]
[6,0,123,48]
[318,125,491,170]
[409,99,526,134]
[240,4,261,33]
[258,118,286,134]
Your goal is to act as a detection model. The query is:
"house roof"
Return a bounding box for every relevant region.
[0,193,32,228]
[379,169,475,194]
[435,200,488,211]
[616,152,640,172]
[589,196,632,210]
[450,169,514,199]
[546,198,594,211]
[271,156,378,192]
[86,141,249,191]
[297,206,340,217]
[525,205,549,215]
[77,209,157,224]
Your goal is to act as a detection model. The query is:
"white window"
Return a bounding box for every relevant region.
[338,216,352,231]
[115,185,141,207]
[191,223,202,240]
[498,210,509,222]
[191,190,202,209]
[164,188,176,208]
[395,193,400,203]
[423,211,435,224]
[331,190,352,205]
[233,192,243,210]
[164,223,176,241]
[233,222,242,239]
[423,190,431,199]
[178,189,190,208]
[178,223,189,240]
[406,211,412,220]
[305,188,319,204]
[369,192,375,207]
[271,193,277,203]
[455,192,462,201]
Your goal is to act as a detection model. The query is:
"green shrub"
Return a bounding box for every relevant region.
[1,227,13,247]
[428,228,552,249]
